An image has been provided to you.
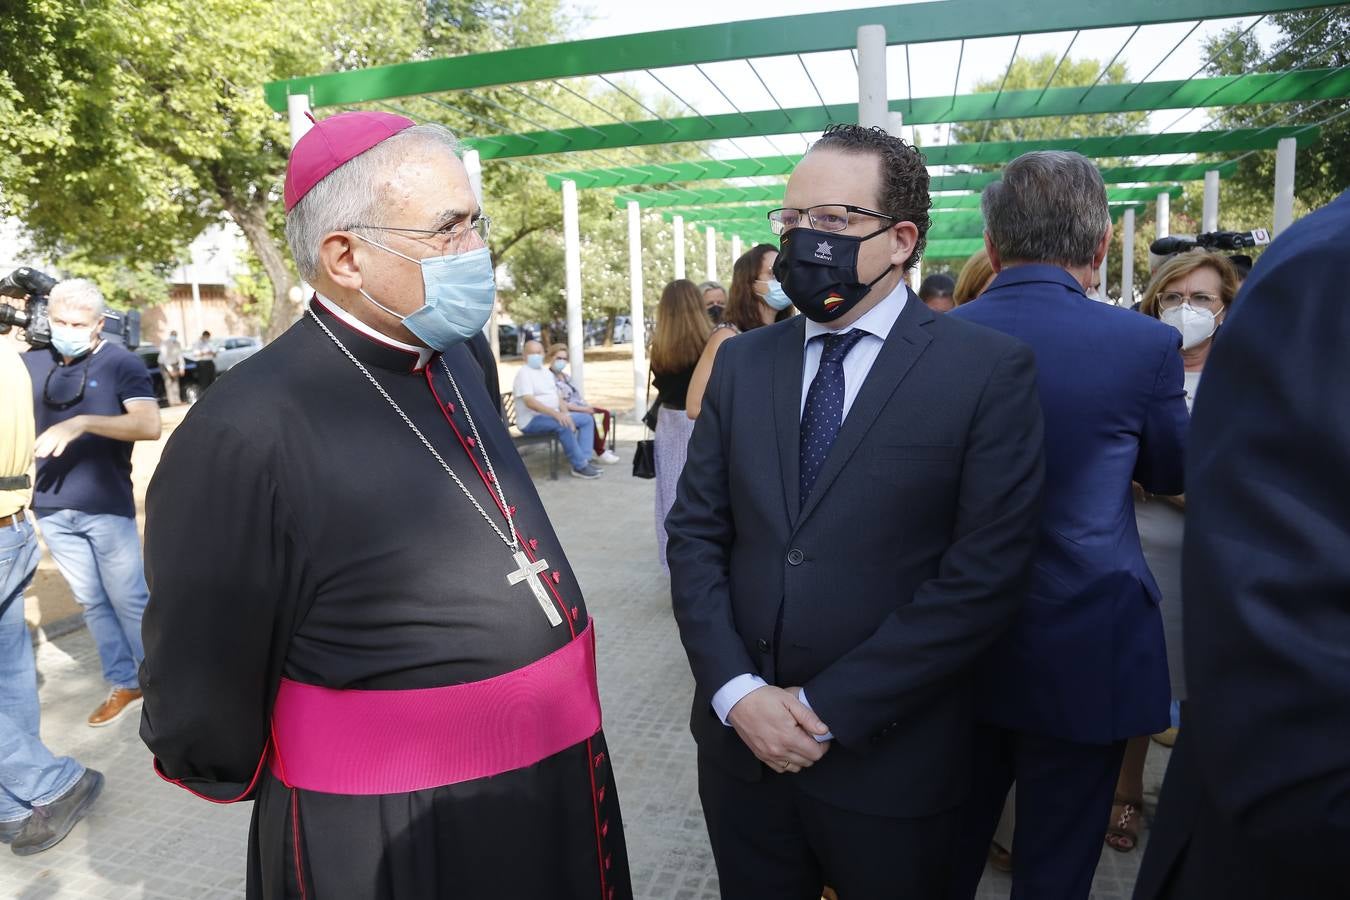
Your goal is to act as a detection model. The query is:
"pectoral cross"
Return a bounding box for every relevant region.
[507,550,563,627]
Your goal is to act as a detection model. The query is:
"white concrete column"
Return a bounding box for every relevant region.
[911,258,922,292]
[857,25,887,129]
[1121,208,1136,304]
[731,234,743,268]
[673,215,686,280]
[705,227,717,282]
[287,93,313,147]
[1156,191,1170,241]
[287,94,315,303]
[562,179,585,395]
[1097,252,1108,303]
[463,149,483,207]
[1202,171,1220,233]
[1273,136,1296,236]
[627,202,647,422]
[886,111,905,138]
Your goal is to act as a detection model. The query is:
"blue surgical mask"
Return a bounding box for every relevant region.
[357,237,496,352]
[551,358,567,373]
[526,353,544,369]
[762,279,793,311]
[50,324,96,359]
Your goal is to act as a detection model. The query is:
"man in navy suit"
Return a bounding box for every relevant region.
[1134,190,1350,899]
[666,124,1046,898]
[946,151,1190,900]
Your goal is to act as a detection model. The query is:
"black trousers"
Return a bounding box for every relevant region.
[945,725,1127,900]
[698,753,960,900]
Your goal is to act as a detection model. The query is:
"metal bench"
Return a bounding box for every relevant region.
[501,392,560,481]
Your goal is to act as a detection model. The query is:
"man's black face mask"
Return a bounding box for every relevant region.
[772,225,894,323]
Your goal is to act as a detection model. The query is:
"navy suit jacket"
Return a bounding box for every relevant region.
[666,290,1046,818]
[950,265,1188,744]
[1135,190,1350,899]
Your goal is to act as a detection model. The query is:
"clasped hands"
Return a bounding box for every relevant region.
[726,685,831,775]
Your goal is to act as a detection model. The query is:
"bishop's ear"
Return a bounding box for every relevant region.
[319,231,364,292]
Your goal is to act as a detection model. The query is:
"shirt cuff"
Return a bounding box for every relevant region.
[797,689,834,742]
[711,673,767,725]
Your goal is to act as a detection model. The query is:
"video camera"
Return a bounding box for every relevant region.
[1149,229,1271,256]
[0,267,57,348]
[0,267,140,350]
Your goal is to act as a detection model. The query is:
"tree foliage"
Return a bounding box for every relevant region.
[950,53,1148,147]
[1202,9,1350,221]
[0,0,572,337]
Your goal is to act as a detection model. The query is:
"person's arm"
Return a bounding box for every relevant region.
[686,328,735,420]
[801,342,1046,748]
[1134,333,1188,496]
[667,346,829,771]
[518,385,574,429]
[140,414,311,802]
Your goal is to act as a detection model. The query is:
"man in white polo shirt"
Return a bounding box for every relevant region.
[512,340,601,480]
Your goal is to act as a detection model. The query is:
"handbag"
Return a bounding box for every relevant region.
[633,366,657,479]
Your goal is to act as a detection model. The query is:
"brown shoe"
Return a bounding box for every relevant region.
[88,688,142,727]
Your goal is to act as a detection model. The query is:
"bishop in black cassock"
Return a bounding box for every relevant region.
[139,111,630,900]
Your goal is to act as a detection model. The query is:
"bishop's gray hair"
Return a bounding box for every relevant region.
[48,279,106,319]
[982,151,1111,269]
[285,124,463,281]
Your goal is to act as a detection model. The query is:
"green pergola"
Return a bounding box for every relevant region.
[264,0,1348,412]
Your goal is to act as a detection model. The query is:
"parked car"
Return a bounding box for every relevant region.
[135,345,209,407]
[194,335,262,373]
[497,324,520,357]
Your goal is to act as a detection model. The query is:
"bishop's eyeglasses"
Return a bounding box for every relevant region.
[347,214,492,249]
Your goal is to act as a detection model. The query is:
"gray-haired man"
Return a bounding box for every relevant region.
[947,151,1188,899]
[22,279,161,728]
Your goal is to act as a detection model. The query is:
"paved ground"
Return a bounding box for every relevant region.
[5,354,1169,898]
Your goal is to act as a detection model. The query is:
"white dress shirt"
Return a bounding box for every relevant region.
[314,293,434,369]
[710,282,909,736]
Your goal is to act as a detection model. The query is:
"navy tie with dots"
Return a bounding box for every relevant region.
[799,329,868,508]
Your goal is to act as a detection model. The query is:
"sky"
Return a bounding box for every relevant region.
[563,0,1287,168]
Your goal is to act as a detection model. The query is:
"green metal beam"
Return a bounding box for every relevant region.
[661,202,1146,229]
[924,239,988,260]
[545,126,1319,189]
[617,165,1220,208]
[263,0,1329,111]
[470,69,1348,160]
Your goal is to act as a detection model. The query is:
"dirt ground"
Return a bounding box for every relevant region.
[24,346,643,635]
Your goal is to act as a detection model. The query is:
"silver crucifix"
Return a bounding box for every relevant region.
[507,550,563,626]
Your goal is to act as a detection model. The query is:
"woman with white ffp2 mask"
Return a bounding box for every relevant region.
[1105,249,1242,857]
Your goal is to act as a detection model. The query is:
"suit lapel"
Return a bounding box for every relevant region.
[795,290,935,528]
[772,316,807,526]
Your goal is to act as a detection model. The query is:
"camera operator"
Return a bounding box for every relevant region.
[0,336,103,855]
[21,279,161,728]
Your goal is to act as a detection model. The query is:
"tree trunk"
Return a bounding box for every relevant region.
[226,199,297,343]
[604,312,615,347]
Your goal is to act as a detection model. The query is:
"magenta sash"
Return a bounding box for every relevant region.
[269,622,600,795]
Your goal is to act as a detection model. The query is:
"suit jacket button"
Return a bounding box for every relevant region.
[787,549,804,566]
[756,639,771,653]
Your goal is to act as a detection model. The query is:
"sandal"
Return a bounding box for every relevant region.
[1105,794,1143,853]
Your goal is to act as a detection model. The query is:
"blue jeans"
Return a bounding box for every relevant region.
[0,518,84,822]
[37,509,148,690]
[522,412,596,472]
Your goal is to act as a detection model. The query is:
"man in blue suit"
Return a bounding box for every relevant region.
[1134,190,1350,899]
[666,124,1046,898]
[947,151,1190,900]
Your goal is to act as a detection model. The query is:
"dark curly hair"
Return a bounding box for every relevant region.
[809,124,931,271]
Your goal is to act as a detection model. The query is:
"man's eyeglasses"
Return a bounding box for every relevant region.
[1158,291,1220,310]
[348,215,492,246]
[767,204,896,236]
[42,358,89,410]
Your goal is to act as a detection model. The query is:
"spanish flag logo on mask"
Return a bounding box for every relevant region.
[823,294,845,312]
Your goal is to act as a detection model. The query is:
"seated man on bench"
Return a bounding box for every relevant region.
[511,340,603,480]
